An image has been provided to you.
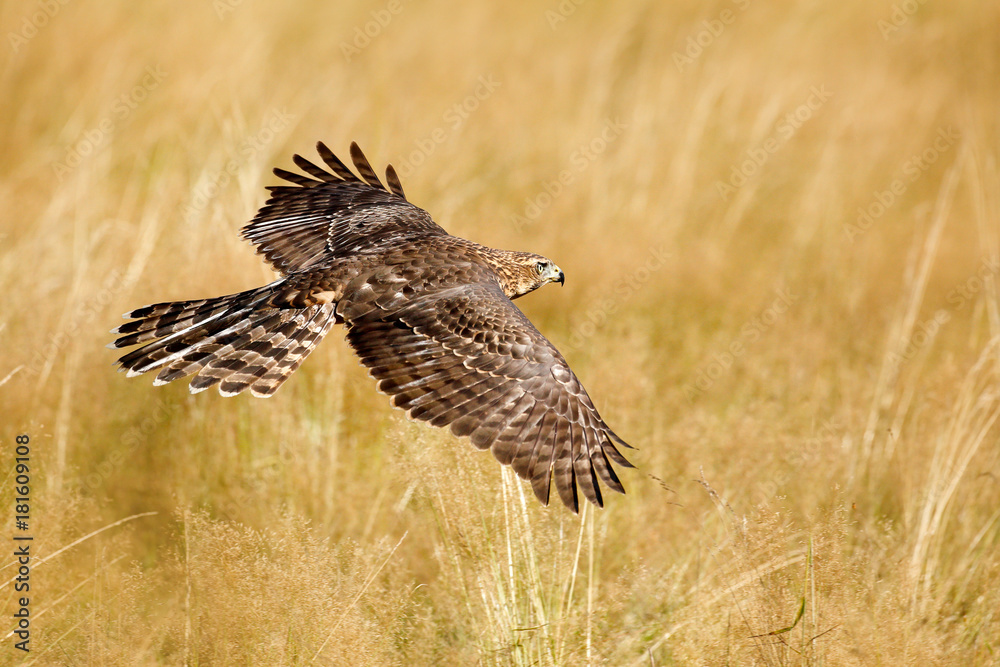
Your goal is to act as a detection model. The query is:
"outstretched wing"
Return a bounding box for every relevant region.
[242,142,448,275]
[343,281,634,512]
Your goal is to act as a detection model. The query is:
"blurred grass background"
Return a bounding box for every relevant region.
[2,0,999,664]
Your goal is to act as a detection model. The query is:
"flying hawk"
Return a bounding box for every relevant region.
[110,143,633,512]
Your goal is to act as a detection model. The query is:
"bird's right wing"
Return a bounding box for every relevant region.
[242,142,448,275]
[343,281,634,513]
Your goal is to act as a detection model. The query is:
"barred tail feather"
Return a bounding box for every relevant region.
[110,286,276,374]
[186,303,337,397]
[110,284,336,397]
[245,305,338,397]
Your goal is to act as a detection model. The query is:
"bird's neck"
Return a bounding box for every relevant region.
[475,246,536,299]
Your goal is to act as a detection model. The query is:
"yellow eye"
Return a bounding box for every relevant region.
[536,261,546,273]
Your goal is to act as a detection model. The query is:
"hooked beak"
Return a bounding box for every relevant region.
[543,263,565,287]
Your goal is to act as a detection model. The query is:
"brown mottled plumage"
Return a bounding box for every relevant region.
[110,142,634,512]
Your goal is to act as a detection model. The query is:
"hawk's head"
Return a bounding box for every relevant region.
[494,252,565,300]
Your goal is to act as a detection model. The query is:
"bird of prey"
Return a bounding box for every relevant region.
[110,142,633,512]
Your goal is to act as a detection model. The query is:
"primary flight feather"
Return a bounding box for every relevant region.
[110,142,634,512]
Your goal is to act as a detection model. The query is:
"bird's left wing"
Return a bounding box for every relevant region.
[342,281,634,512]
[242,142,448,275]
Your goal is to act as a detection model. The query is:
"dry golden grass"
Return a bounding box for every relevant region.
[2,0,999,664]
